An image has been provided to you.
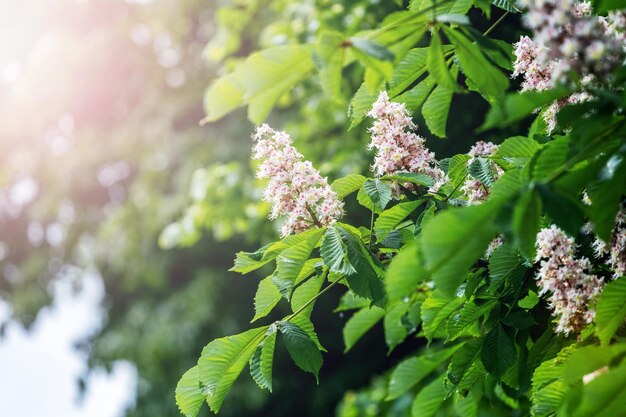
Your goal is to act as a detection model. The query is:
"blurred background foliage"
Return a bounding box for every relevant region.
[0,0,522,416]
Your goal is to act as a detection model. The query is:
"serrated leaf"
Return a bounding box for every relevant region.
[488,242,525,284]
[395,75,436,111]
[494,136,541,167]
[275,228,325,298]
[198,326,268,413]
[443,27,508,100]
[411,374,447,417]
[596,278,626,345]
[290,314,326,352]
[350,37,395,61]
[468,157,495,186]
[513,189,542,260]
[349,82,379,129]
[447,338,485,394]
[481,323,516,378]
[491,0,520,12]
[314,31,345,102]
[423,73,456,138]
[428,30,459,92]
[447,300,497,341]
[249,332,277,392]
[381,172,435,187]
[335,290,370,312]
[321,226,356,276]
[363,179,393,211]
[421,202,501,294]
[421,290,464,341]
[387,345,460,400]
[331,174,367,199]
[374,200,423,239]
[252,277,282,322]
[518,290,539,309]
[386,243,427,301]
[175,366,204,417]
[587,154,626,241]
[291,273,325,318]
[343,306,385,352]
[279,321,323,382]
[384,300,411,352]
[389,48,429,97]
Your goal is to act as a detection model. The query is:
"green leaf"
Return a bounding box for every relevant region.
[481,323,516,378]
[446,300,497,341]
[588,154,626,241]
[275,228,325,297]
[480,87,571,131]
[381,172,435,187]
[598,0,626,13]
[384,300,411,352]
[374,200,423,239]
[175,366,204,417]
[314,31,345,102]
[386,243,427,301]
[348,82,379,129]
[538,184,585,237]
[421,290,464,341]
[468,157,495,186]
[488,243,525,285]
[395,75,436,111]
[596,278,626,345]
[363,179,393,211]
[389,48,429,97]
[447,338,485,394]
[513,189,542,260]
[252,277,282,322]
[493,136,541,167]
[198,326,268,413]
[203,45,314,124]
[518,290,539,309]
[427,31,459,92]
[491,0,520,12]
[290,314,326,352]
[338,225,386,304]
[411,374,447,417]
[350,37,395,61]
[567,360,626,417]
[443,27,508,100]
[423,72,456,138]
[249,331,277,392]
[230,243,277,274]
[321,226,356,276]
[291,273,325,318]
[279,321,323,382]
[387,345,460,400]
[343,306,385,352]
[331,174,367,199]
[421,202,500,294]
[335,290,370,312]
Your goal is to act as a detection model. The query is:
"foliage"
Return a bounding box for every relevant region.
[172,0,626,416]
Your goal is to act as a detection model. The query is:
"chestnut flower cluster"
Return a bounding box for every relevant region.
[593,203,626,278]
[513,0,625,131]
[534,225,604,335]
[252,124,344,237]
[367,92,445,193]
[462,141,503,205]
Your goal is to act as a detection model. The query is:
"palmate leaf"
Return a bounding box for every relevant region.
[348,82,379,129]
[411,374,447,417]
[335,290,370,312]
[595,278,626,345]
[387,345,460,400]
[249,331,277,392]
[386,243,427,301]
[252,276,282,322]
[343,305,385,352]
[531,346,576,416]
[289,314,326,352]
[279,321,323,382]
[513,189,542,260]
[274,228,325,298]
[331,174,367,199]
[313,30,345,102]
[175,366,204,417]
[468,158,495,186]
[427,30,460,92]
[443,26,508,100]
[493,136,541,167]
[421,290,464,341]
[446,300,497,341]
[587,153,626,241]
[447,338,485,394]
[421,201,501,295]
[565,360,626,417]
[381,172,435,187]
[395,75,436,112]
[349,37,395,61]
[320,226,356,276]
[198,326,268,413]
[488,243,525,284]
[491,0,521,12]
[389,48,429,97]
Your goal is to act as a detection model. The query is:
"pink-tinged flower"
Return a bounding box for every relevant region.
[593,203,626,279]
[462,141,503,205]
[513,1,625,131]
[367,92,446,193]
[534,225,604,335]
[252,124,344,237]
[485,235,504,259]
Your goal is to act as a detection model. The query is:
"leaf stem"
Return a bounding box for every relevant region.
[483,11,509,37]
[284,269,341,321]
[444,173,468,202]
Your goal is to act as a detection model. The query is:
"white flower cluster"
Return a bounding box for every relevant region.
[462,141,503,205]
[367,92,446,193]
[252,124,344,237]
[534,225,604,335]
[593,203,626,279]
[513,0,625,130]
